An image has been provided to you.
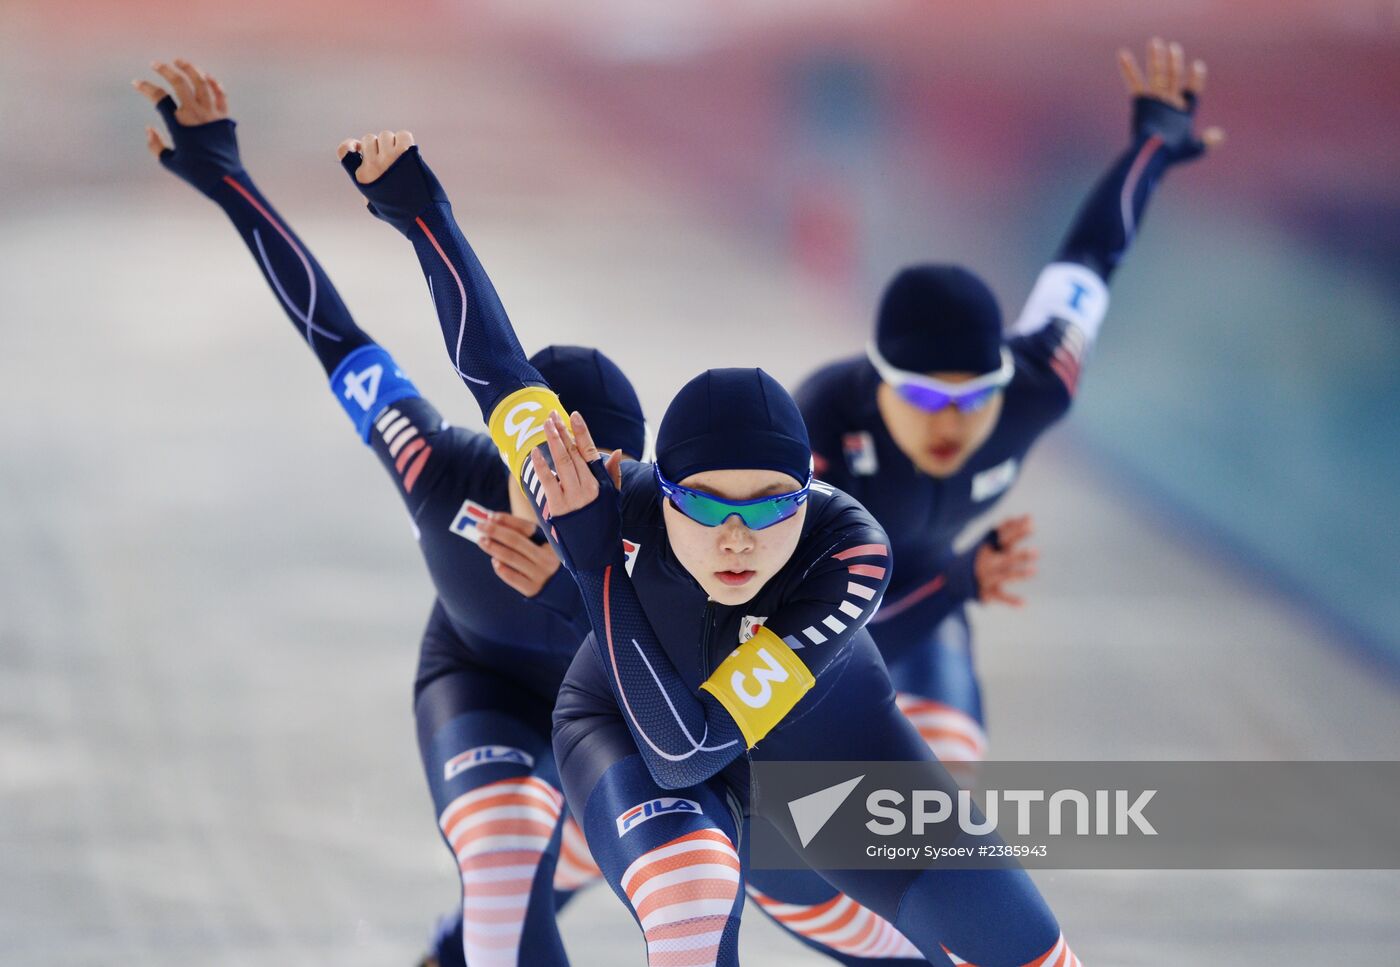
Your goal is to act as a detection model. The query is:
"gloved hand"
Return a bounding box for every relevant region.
[133,58,243,196]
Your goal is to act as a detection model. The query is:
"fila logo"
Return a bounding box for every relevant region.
[616,797,702,837]
[623,539,641,577]
[449,498,492,545]
[444,745,535,781]
[970,457,1018,502]
[739,615,769,644]
[842,432,879,476]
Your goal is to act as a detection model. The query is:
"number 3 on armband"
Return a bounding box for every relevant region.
[341,364,383,411]
[701,627,815,747]
[731,649,790,708]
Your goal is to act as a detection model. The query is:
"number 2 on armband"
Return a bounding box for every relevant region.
[341,364,383,411]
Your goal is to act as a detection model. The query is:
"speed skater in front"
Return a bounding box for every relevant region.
[334,124,1086,966]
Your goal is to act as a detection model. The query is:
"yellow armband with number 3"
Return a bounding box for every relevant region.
[489,386,568,480]
[700,627,815,748]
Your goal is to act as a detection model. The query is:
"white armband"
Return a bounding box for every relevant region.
[1010,262,1110,344]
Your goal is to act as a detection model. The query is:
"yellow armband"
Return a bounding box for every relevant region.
[488,386,567,480]
[699,627,815,748]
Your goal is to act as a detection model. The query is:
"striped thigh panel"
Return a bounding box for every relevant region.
[747,885,921,959]
[895,693,989,763]
[553,813,603,892]
[439,776,564,967]
[620,828,742,967]
[944,932,1082,967]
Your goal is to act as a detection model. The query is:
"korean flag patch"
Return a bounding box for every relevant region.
[971,458,1018,502]
[842,432,878,476]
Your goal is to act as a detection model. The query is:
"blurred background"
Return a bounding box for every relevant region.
[2,1,1398,964]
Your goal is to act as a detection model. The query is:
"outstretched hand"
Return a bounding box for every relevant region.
[337,131,416,184]
[531,412,625,520]
[1117,38,1224,160]
[974,514,1039,608]
[132,58,229,159]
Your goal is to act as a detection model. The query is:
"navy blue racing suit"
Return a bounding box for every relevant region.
[797,93,1211,769]
[344,142,1079,967]
[148,98,600,967]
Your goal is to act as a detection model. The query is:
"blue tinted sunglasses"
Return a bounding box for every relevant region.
[654,464,811,530]
[867,342,1014,413]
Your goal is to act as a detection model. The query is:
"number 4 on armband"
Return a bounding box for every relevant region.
[342,364,384,411]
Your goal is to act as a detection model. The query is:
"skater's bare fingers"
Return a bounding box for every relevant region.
[569,412,602,464]
[336,138,362,161]
[152,62,195,109]
[478,516,541,558]
[132,78,168,105]
[490,558,530,594]
[145,125,167,158]
[997,515,1034,547]
[1004,547,1039,567]
[1147,38,1169,96]
[174,59,210,109]
[1117,48,1145,96]
[480,524,554,580]
[205,73,229,114]
[1186,59,1207,97]
[530,448,564,515]
[986,587,1026,608]
[483,513,540,539]
[479,532,538,574]
[1167,42,1186,104]
[491,558,550,598]
[555,412,592,488]
[605,449,624,491]
[544,413,585,492]
[1000,561,1038,581]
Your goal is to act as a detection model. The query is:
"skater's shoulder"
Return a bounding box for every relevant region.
[1004,332,1076,417]
[797,355,874,404]
[801,478,888,551]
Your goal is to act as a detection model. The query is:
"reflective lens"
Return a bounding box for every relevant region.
[896,382,1002,413]
[866,342,1015,414]
[654,465,811,530]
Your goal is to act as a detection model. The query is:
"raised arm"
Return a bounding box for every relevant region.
[338,138,549,427]
[1012,39,1222,354]
[133,60,417,442]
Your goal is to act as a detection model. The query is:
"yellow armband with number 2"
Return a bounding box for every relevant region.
[700,626,815,748]
[489,386,568,480]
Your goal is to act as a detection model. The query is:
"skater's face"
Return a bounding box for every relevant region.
[877,374,1003,477]
[662,468,808,606]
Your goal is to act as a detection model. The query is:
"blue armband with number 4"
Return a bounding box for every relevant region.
[328,344,421,442]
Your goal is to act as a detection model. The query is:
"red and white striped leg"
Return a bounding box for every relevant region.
[438,776,563,967]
